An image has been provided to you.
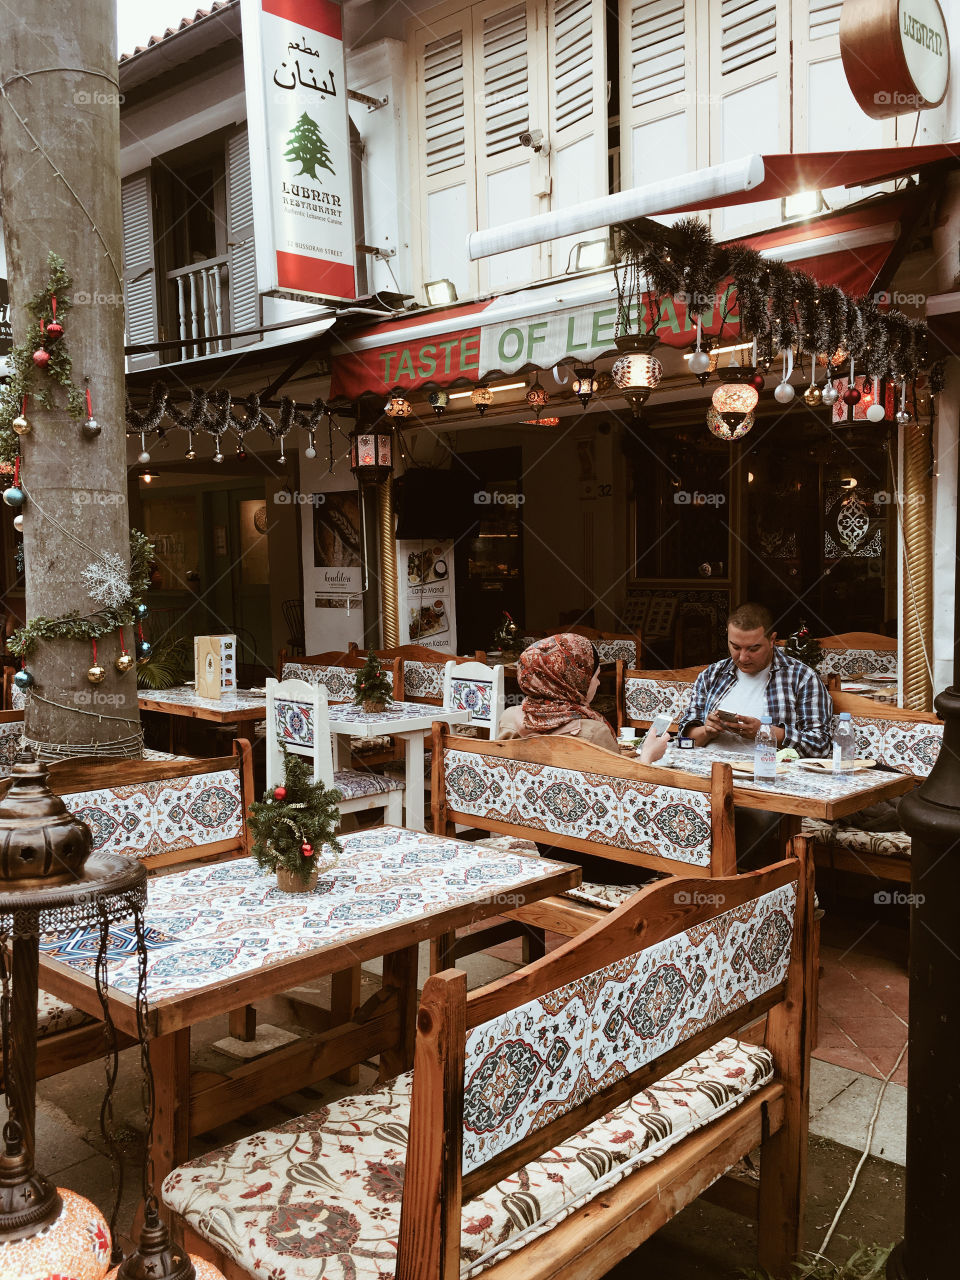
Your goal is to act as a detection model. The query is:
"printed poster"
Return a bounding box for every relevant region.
[397,540,457,654]
[313,490,363,603]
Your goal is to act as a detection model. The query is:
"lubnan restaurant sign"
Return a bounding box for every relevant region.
[241,0,357,302]
[841,0,949,119]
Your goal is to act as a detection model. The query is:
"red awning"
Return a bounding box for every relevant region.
[662,142,960,214]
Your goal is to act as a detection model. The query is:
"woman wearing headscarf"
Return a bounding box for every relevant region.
[497,633,619,749]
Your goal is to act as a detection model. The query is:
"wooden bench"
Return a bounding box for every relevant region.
[164,846,815,1279]
[616,662,704,732]
[17,743,253,1082]
[430,724,736,965]
[802,693,941,884]
[279,651,405,768]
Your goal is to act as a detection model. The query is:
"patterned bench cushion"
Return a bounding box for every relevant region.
[624,677,694,725]
[801,816,911,860]
[37,989,93,1040]
[472,835,539,854]
[819,648,897,678]
[445,750,715,867]
[162,1037,772,1280]
[403,660,445,701]
[281,663,394,702]
[64,769,244,860]
[596,640,636,665]
[333,769,404,800]
[564,880,646,909]
[837,717,941,777]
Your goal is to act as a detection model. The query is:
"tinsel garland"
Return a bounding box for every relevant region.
[859,300,889,380]
[0,254,85,464]
[726,244,768,341]
[125,382,168,433]
[767,262,797,352]
[9,529,153,658]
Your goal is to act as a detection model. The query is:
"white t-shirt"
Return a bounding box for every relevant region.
[713,665,772,751]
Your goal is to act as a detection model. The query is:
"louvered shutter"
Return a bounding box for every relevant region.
[121,172,159,371]
[547,0,607,269]
[807,0,842,41]
[225,127,259,348]
[620,0,700,191]
[415,14,477,300]
[719,0,777,76]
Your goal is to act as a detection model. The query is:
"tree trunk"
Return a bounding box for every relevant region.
[0,0,140,755]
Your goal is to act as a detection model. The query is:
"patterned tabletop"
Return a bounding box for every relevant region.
[326,701,471,737]
[38,827,573,1004]
[138,687,266,717]
[630,741,911,814]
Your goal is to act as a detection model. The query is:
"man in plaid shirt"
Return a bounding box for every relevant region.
[679,602,832,758]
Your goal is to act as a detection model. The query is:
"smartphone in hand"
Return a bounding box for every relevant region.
[715,709,741,724]
[651,713,672,737]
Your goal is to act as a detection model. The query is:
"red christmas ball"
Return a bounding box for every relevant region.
[301,842,313,857]
[273,786,287,801]
[749,371,765,392]
[46,321,64,341]
[32,348,50,368]
[842,385,861,406]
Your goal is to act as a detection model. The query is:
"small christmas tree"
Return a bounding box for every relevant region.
[354,647,392,711]
[249,747,343,886]
[284,112,334,180]
[784,621,823,671]
[493,610,520,657]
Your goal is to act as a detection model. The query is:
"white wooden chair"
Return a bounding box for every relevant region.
[266,678,404,825]
[442,659,505,739]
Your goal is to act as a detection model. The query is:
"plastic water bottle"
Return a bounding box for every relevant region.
[755,716,777,781]
[833,712,856,773]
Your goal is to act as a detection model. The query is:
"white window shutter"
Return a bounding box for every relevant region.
[629,0,687,108]
[226,127,259,348]
[807,0,842,40]
[121,172,159,370]
[424,30,468,176]
[481,4,530,156]
[552,0,596,133]
[719,0,777,76]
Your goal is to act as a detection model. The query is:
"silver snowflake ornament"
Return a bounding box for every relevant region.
[81,552,131,609]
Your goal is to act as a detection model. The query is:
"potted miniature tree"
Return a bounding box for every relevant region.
[353,647,392,713]
[249,747,343,892]
[783,620,823,671]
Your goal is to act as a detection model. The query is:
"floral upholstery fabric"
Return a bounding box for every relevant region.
[818,648,897,678]
[564,881,645,909]
[162,1037,772,1280]
[831,715,942,777]
[624,678,694,726]
[472,835,539,854]
[448,678,494,728]
[36,990,93,1040]
[402,661,445,701]
[281,664,394,703]
[333,770,404,800]
[801,816,911,859]
[0,720,24,769]
[596,640,637,665]
[63,768,244,860]
[444,749,715,867]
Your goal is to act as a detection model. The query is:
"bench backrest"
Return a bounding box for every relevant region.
[265,677,337,789]
[550,625,641,667]
[442,660,505,737]
[831,692,941,777]
[367,646,477,705]
[616,663,704,731]
[816,632,897,679]
[399,851,811,1270]
[43,741,253,871]
[0,711,23,770]
[280,653,402,703]
[432,724,736,878]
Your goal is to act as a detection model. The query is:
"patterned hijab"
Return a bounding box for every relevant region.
[516,634,604,734]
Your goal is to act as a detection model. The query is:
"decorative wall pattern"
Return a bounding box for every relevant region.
[461,881,795,1173]
[63,768,244,860]
[443,749,714,866]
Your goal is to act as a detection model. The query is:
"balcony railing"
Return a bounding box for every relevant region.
[167,256,229,359]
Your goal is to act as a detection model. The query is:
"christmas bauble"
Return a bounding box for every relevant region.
[896,409,911,425]
[12,514,23,532]
[803,384,822,406]
[274,786,287,801]
[3,486,24,508]
[46,321,64,341]
[688,350,711,376]
[87,663,107,685]
[135,602,149,619]
[185,448,197,461]
[866,402,886,423]
[304,446,317,460]
[115,652,135,673]
[842,386,861,406]
[82,416,101,438]
[213,451,224,464]
[821,384,839,406]
[302,842,313,857]
[774,382,795,404]
[136,640,152,662]
[13,668,33,690]
[236,448,246,460]
[12,414,30,435]
[32,348,50,368]
[749,371,765,392]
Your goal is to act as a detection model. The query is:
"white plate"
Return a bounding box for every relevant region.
[796,758,877,772]
[864,674,897,685]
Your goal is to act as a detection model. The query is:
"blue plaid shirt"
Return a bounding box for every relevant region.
[679,648,833,757]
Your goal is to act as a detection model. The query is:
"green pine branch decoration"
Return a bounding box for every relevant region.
[249,747,343,881]
[8,529,154,657]
[0,253,85,465]
[354,647,392,706]
[783,621,823,671]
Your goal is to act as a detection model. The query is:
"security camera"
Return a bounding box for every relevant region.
[519,128,545,152]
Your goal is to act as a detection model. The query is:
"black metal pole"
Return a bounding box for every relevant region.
[887,685,960,1279]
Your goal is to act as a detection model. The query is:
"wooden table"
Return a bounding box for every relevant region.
[138,687,266,753]
[621,741,914,822]
[38,826,578,1193]
[327,700,471,830]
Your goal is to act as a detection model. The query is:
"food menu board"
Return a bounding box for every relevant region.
[396,539,457,654]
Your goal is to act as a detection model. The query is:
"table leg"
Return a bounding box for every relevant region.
[403,731,425,831]
[332,731,349,772]
[148,1027,191,1193]
[229,1005,257,1042]
[331,966,361,1085]
[379,944,419,1080]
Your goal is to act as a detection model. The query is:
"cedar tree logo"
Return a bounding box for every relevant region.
[284,112,335,180]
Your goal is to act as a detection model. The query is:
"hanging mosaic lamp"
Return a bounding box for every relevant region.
[428,389,449,416]
[817,346,849,369]
[471,384,494,416]
[349,422,394,484]
[571,366,599,409]
[383,389,412,419]
[525,379,549,412]
[611,335,662,419]
[706,404,755,442]
[711,381,759,417]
